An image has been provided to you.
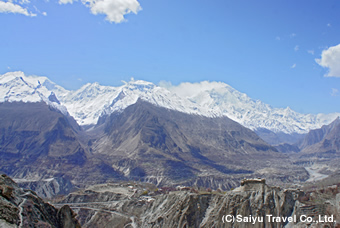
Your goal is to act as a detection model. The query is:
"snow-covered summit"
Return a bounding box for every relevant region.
[0,72,338,134]
[58,78,219,126]
[0,71,68,115]
[166,81,339,134]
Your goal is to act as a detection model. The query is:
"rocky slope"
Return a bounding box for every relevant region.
[14,176,75,199]
[278,117,340,163]
[0,101,127,196]
[296,117,340,178]
[0,99,309,197]
[92,100,307,188]
[0,102,87,181]
[52,178,340,228]
[299,117,340,153]
[255,128,306,146]
[0,174,80,228]
[272,118,340,188]
[141,179,300,228]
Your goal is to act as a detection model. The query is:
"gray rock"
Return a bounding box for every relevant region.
[0,174,81,228]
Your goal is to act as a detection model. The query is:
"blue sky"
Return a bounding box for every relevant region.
[1,0,340,114]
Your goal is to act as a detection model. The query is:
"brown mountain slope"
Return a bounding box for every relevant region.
[299,117,340,151]
[0,102,124,187]
[92,99,307,188]
[299,117,340,159]
[0,100,308,191]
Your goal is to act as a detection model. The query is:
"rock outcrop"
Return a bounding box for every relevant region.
[15,176,74,199]
[52,179,307,228]
[142,179,302,228]
[0,174,80,228]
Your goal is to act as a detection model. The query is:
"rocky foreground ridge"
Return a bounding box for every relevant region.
[50,178,340,228]
[0,174,80,228]
[2,174,340,227]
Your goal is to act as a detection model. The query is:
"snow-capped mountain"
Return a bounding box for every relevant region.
[50,78,219,126]
[165,81,340,134]
[0,71,338,134]
[0,71,68,115]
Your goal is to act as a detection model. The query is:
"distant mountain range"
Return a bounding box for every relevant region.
[2,71,340,228]
[1,99,305,190]
[1,71,340,195]
[296,117,340,160]
[1,71,338,135]
[275,117,340,156]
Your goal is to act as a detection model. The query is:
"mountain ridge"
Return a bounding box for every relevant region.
[1,71,338,134]
[91,99,307,188]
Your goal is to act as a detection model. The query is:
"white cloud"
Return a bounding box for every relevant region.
[331,88,338,97]
[307,50,314,55]
[275,36,281,41]
[290,33,296,38]
[159,80,173,89]
[19,0,30,4]
[0,0,141,23]
[160,81,230,99]
[59,0,75,4]
[82,0,141,23]
[32,5,47,16]
[294,45,299,51]
[0,0,36,16]
[315,44,340,77]
[291,63,296,69]
[327,23,331,27]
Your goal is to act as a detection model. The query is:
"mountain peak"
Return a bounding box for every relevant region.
[1,71,25,78]
[0,71,25,83]
[1,71,339,134]
[0,71,68,115]
[123,79,156,92]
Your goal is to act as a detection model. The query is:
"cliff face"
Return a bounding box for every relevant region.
[0,174,80,228]
[15,176,74,199]
[141,180,302,228]
[51,179,304,228]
